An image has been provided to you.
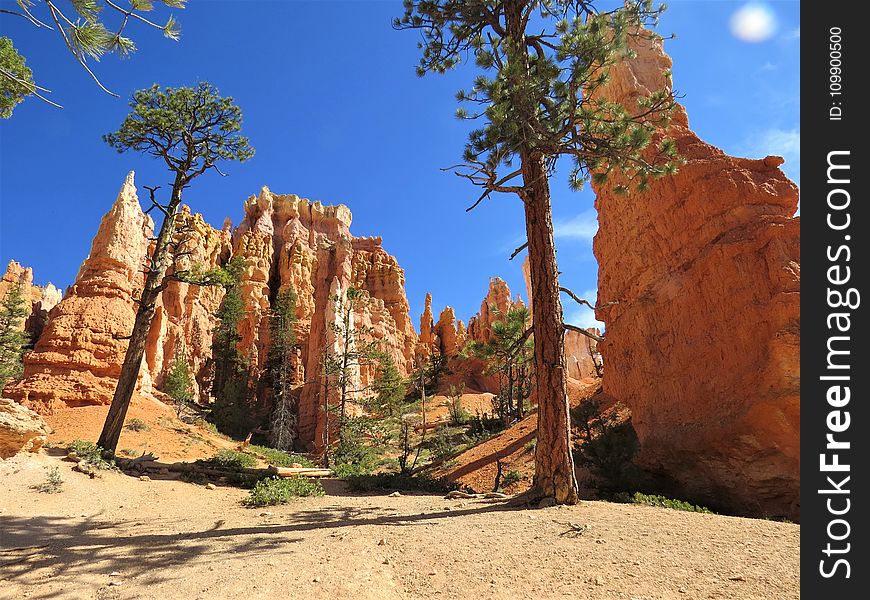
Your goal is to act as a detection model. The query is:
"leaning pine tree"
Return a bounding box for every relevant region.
[97,83,254,454]
[396,0,680,503]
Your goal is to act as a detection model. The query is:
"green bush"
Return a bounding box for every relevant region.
[67,440,116,469]
[246,445,314,468]
[501,470,522,487]
[125,418,150,432]
[628,492,711,513]
[207,449,257,470]
[244,476,324,506]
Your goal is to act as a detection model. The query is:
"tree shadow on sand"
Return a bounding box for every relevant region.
[0,500,520,596]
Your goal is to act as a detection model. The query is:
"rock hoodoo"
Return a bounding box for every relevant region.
[6,174,155,412]
[6,177,418,452]
[0,397,51,459]
[591,32,800,519]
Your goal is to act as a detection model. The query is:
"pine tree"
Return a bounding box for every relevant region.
[163,343,193,418]
[212,257,247,400]
[209,256,252,436]
[371,353,407,418]
[396,1,680,504]
[266,287,299,451]
[467,304,534,425]
[0,282,30,389]
[97,84,254,454]
[0,36,34,118]
[0,0,185,112]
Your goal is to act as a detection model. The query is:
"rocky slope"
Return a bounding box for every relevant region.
[591,31,800,519]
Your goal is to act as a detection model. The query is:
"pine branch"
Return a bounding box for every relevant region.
[45,0,119,97]
[564,323,604,343]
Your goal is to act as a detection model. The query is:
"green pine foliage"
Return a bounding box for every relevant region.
[0,281,30,389]
[104,82,254,170]
[0,37,35,118]
[1,0,186,108]
[466,305,533,425]
[163,346,194,417]
[210,256,252,435]
[370,353,407,417]
[266,288,299,451]
[395,1,681,195]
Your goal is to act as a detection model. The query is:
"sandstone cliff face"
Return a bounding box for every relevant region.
[232,188,417,448]
[144,207,231,400]
[591,32,800,519]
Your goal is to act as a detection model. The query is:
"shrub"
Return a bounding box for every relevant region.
[207,449,257,470]
[446,384,470,425]
[572,398,639,490]
[501,470,522,487]
[125,418,150,432]
[629,492,711,514]
[244,476,324,506]
[331,417,380,477]
[31,466,63,493]
[247,445,315,468]
[67,440,116,469]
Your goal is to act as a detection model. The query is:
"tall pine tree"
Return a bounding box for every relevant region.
[97,83,253,453]
[266,287,299,451]
[396,1,679,503]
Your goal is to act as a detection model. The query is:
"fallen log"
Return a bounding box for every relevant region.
[267,466,332,477]
[120,460,332,479]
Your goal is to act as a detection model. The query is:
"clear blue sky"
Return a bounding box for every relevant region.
[0,1,799,330]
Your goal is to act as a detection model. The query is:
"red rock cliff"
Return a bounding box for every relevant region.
[591,32,800,519]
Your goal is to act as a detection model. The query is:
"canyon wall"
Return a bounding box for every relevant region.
[5,177,418,452]
[591,32,800,518]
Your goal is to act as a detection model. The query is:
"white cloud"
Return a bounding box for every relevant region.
[730,3,778,43]
[554,210,598,241]
[759,61,778,72]
[786,27,800,40]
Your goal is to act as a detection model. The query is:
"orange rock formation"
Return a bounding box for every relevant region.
[591,32,800,519]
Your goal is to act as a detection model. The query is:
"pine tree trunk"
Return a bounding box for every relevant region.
[522,153,579,504]
[97,180,183,453]
[504,0,579,505]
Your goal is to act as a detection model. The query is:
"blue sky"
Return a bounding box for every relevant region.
[0,0,799,330]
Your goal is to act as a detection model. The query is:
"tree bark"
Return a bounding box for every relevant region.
[504,0,579,504]
[97,178,183,453]
[522,152,579,505]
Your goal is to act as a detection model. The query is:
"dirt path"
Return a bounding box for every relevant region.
[0,453,798,600]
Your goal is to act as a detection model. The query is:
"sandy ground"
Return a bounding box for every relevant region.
[0,453,798,600]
